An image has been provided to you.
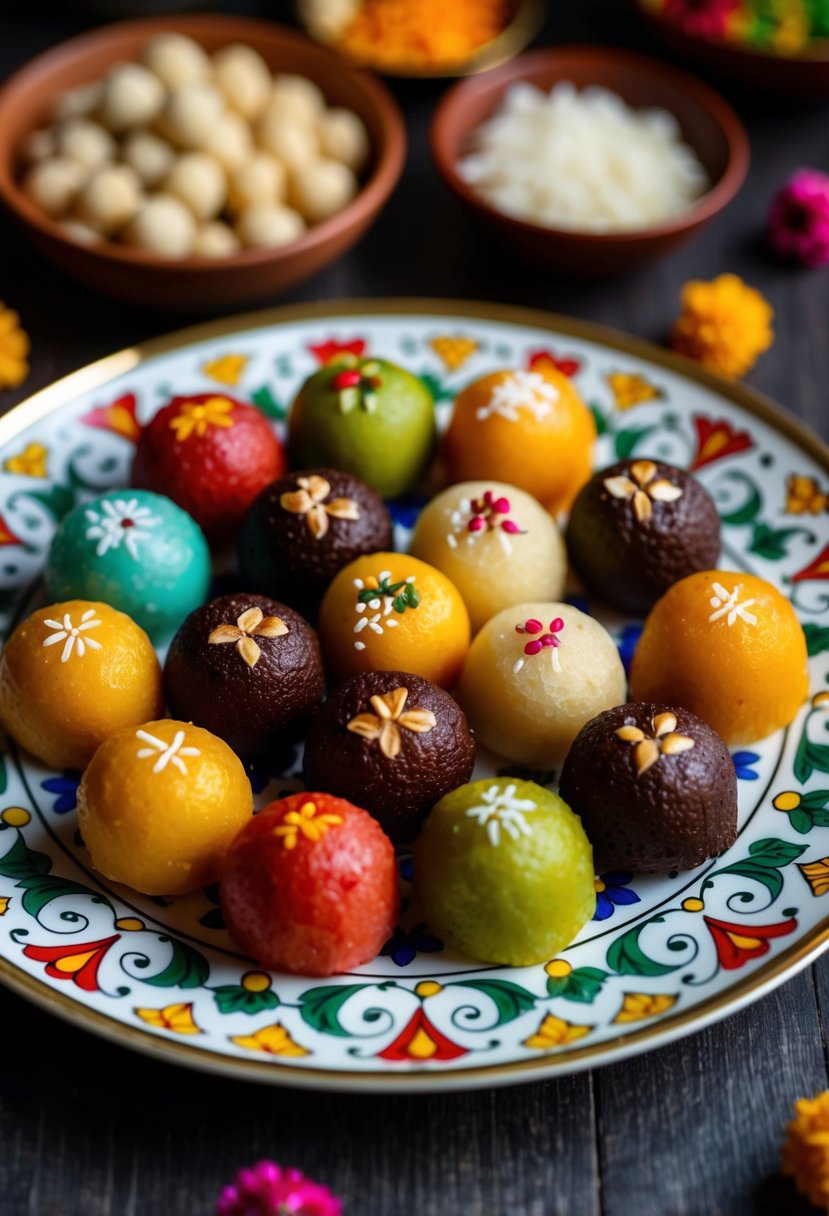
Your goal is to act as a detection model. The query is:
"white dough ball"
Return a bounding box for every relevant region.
[163,151,226,221]
[21,128,56,164]
[196,110,253,172]
[98,62,165,133]
[288,158,357,223]
[120,130,176,188]
[161,83,225,150]
[269,74,326,127]
[317,107,369,172]
[60,220,101,245]
[50,81,103,123]
[193,220,241,258]
[235,203,305,248]
[256,112,317,170]
[56,118,116,172]
[76,163,142,233]
[124,194,196,258]
[23,157,86,219]
[227,152,286,215]
[212,44,271,120]
[142,33,212,89]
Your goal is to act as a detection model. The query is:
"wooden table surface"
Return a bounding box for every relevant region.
[1,3,829,1214]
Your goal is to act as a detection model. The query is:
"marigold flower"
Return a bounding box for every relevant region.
[669,273,774,378]
[217,1161,342,1216]
[781,1091,829,1210]
[0,304,30,391]
[767,169,829,268]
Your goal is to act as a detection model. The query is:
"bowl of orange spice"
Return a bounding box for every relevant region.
[298,0,544,77]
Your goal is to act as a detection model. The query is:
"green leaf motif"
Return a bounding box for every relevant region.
[448,979,537,1026]
[748,523,809,562]
[213,984,279,1017]
[0,754,7,796]
[710,837,808,901]
[10,483,75,522]
[795,736,829,786]
[250,385,286,420]
[0,833,52,880]
[418,372,452,403]
[21,873,108,919]
[747,838,809,867]
[299,984,368,1037]
[589,403,608,436]
[606,921,682,978]
[141,937,210,989]
[804,624,829,657]
[614,427,655,460]
[803,790,829,810]
[546,967,607,1004]
[718,476,762,526]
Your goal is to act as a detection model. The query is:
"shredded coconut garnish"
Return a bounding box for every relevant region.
[136,729,200,775]
[42,609,103,663]
[465,782,538,847]
[708,581,758,627]
[475,370,559,423]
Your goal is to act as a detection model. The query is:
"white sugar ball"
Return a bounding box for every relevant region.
[235,203,305,248]
[124,193,196,258]
[163,151,226,221]
[23,157,86,219]
[212,44,271,120]
[60,219,101,245]
[193,220,241,258]
[142,33,212,89]
[227,151,286,215]
[288,158,357,223]
[256,112,317,170]
[196,110,253,172]
[98,62,165,133]
[269,74,325,127]
[317,107,369,172]
[161,83,225,150]
[21,128,56,164]
[50,81,103,123]
[76,163,142,233]
[56,118,116,172]
[120,130,176,187]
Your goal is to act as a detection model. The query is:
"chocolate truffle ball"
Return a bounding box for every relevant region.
[566,459,721,616]
[559,702,737,873]
[237,468,393,610]
[164,592,324,756]
[303,669,475,842]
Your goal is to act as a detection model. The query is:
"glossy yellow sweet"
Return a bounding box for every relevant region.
[78,719,253,895]
[0,600,163,769]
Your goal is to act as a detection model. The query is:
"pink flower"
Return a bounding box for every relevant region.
[662,0,739,39]
[767,170,829,268]
[217,1161,342,1216]
[468,490,526,537]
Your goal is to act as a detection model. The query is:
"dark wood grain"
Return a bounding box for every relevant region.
[1,2,829,1214]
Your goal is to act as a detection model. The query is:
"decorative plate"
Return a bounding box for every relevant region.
[0,300,827,1094]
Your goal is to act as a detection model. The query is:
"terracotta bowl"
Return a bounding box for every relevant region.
[0,15,406,311]
[430,47,749,276]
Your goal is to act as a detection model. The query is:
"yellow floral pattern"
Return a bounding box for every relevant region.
[170,396,235,441]
[607,370,664,411]
[231,1022,310,1057]
[798,857,829,897]
[274,800,343,850]
[135,1002,202,1034]
[523,1013,593,1050]
[0,304,30,390]
[4,442,48,478]
[202,353,249,386]
[669,274,774,379]
[786,474,828,515]
[613,992,678,1023]
[0,896,9,916]
[429,335,479,371]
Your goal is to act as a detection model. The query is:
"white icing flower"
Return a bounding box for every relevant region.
[135,728,200,775]
[42,609,103,663]
[85,497,160,561]
[465,782,538,847]
[475,370,559,423]
[708,581,757,627]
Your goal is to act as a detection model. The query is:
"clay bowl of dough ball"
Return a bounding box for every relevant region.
[430,46,749,275]
[0,15,405,310]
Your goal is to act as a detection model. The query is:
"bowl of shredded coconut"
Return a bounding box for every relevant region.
[431,47,749,274]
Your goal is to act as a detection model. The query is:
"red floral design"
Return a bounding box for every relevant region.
[661,0,740,40]
[528,348,581,378]
[791,543,829,584]
[378,1007,468,1062]
[0,513,22,546]
[703,915,797,970]
[690,414,754,470]
[81,393,141,443]
[307,338,367,365]
[23,934,120,991]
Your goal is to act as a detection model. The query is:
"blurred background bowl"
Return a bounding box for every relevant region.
[634,0,829,98]
[0,15,406,312]
[431,46,749,277]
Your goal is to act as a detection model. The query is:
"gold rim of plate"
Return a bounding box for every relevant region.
[0,296,827,1093]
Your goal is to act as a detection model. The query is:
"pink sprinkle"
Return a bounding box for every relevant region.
[524,639,543,656]
[541,635,556,647]
[493,496,510,514]
[331,369,361,390]
[524,619,543,634]
[468,515,485,532]
[550,618,565,633]
[501,520,522,534]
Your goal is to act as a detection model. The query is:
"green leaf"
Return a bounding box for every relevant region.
[0,755,7,795]
[213,985,279,1016]
[142,938,210,989]
[392,594,407,613]
[21,873,109,919]
[418,372,451,403]
[403,583,420,607]
[448,979,537,1025]
[0,833,51,880]
[10,483,75,521]
[804,625,829,657]
[298,984,368,1036]
[802,790,829,810]
[614,427,655,460]
[794,737,829,785]
[606,922,681,977]
[748,838,809,866]
[789,808,817,835]
[250,385,286,420]
[718,475,762,526]
[589,403,608,436]
[547,967,607,1004]
[748,524,806,562]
